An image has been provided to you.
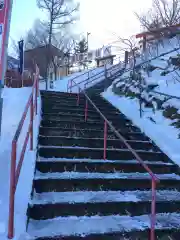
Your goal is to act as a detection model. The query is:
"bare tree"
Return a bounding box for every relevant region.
[36,0,79,89]
[12,19,76,82]
[117,36,139,76]
[135,0,180,31]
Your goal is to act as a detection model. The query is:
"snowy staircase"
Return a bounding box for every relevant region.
[27,91,180,239]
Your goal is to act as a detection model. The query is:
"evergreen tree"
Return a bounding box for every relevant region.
[75,38,88,54]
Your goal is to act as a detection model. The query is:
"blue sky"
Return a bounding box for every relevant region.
[9,0,152,50]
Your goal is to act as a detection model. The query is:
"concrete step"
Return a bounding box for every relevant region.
[41,94,105,104]
[39,127,150,141]
[38,146,169,162]
[29,229,180,240]
[36,159,178,174]
[41,119,138,132]
[29,190,180,219]
[42,113,133,124]
[42,108,120,117]
[42,105,120,117]
[41,99,116,111]
[42,112,129,122]
[38,136,159,152]
[41,118,140,132]
[34,174,180,192]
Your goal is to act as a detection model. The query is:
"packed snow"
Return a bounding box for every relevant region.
[38,157,173,165]
[0,87,41,239]
[31,190,180,204]
[27,213,180,238]
[35,170,180,180]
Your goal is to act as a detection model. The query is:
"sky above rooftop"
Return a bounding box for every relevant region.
[9,0,152,51]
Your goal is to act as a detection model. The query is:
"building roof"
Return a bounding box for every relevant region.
[136,23,180,39]
[24,44,64,78]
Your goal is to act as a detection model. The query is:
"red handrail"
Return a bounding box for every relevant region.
[8,66,40,239]
[74,78,159,240]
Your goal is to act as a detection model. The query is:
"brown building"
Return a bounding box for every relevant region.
[24,44,67,80]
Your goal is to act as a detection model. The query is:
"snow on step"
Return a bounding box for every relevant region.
[35,171,180,180]
[31,190,180,205]
[38,157,173,165]
[39,145,162,153]
[39,135,149,143]
[28,213,180,238]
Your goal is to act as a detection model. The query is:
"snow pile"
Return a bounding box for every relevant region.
[0,87,41,239]
[102,36,180,167]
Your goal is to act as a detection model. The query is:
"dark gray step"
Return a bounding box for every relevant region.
[42,113,131,124]
[42,112,128,122]
[42,107,119,116]
[41,91,102,100]
[42,100,115,111]
[41,95,108,104]
[41,118,139,132]
[28,200,180,220]
[41,119,104,129]
[36,160,177,174]
[32,229,180,240]
[38,146,169,162]
[42,105,119,117]
[34,177,180,192]
[39,136,159,152]
[41,120,138,133]
[41,95,104,104]
[40,91,81,97]
[39,127,150,141]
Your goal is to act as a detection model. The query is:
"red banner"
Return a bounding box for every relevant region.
[0,0,11,85]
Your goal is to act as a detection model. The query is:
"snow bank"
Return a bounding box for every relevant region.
[103,87,180,167]
[0,87,41,239]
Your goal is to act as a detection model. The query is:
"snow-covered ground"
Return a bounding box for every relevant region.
[103,88,180,166]
[103,35,180,167]
[39,63,121,93]
[0,87,41,239]
[39,66,105,93]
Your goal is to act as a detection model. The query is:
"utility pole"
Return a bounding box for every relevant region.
[0,0,13,136]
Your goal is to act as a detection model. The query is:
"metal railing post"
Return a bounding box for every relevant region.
[8,141,17,239]
[104,121,107,160]
[85,99,88,122]
[151,179,156,240]
[37,74,39,97]
[70,79,72,93]
[30,95,34,150]
[77,88,80,106]
[35,76,38,115]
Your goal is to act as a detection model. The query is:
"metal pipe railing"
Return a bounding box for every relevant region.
[74,79,159,240]
[8,66,40,239]
[68,62,122,93]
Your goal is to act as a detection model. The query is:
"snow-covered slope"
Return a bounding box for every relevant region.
[0,87,40,239]
[103,35,180,167]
